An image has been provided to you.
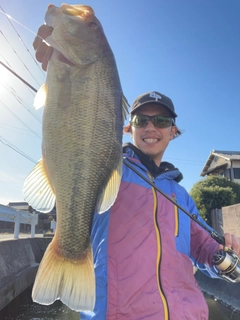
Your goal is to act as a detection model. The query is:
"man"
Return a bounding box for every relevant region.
[33,26,240,320]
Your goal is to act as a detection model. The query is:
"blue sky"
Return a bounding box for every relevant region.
[0,0,239,205]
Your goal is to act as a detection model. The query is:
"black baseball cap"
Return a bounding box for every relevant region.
[131,91,177,118]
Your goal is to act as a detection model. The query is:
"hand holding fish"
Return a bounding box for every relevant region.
[33,24,74,71]
[33,25,53,71]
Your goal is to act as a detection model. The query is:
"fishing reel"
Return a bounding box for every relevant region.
[212,247,240,283]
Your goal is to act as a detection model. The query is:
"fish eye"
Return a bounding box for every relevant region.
[88,21,99,30]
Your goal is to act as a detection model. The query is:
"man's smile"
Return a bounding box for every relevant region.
[143,138,159,143]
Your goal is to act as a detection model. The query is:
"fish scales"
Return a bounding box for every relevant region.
[44,61,122,257]
[23,4,128,312]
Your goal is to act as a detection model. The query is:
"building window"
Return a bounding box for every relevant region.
[233,168,240,179]
[224,169,231,179]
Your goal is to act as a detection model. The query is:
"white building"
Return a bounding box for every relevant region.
[200,150,240,184]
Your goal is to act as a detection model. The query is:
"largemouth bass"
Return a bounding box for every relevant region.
[23,4,128,312]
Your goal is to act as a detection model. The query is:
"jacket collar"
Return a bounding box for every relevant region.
[123,142,183,182]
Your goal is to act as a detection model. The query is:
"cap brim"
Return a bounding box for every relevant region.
[131,101,178,118]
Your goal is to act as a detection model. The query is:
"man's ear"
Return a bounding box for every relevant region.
[170,126,177,140]
[123,123,132,134]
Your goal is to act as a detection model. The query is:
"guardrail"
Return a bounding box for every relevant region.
[0,204,38,238]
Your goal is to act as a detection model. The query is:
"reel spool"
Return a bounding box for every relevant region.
[212,249,240,283]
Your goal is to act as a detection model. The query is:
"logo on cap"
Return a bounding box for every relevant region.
[149,92,162,101]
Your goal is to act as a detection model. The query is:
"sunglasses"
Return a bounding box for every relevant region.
[130,114,174,128]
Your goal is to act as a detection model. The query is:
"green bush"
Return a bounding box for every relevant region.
[190,176,240,225]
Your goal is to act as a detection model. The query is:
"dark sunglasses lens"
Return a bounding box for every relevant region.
[131,115,148,127]
[131,115,173,128]
[152,115,172,128]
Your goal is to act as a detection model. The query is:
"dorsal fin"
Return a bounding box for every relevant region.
[122,94,130,122]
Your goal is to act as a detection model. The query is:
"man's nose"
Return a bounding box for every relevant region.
[144,119,156,131]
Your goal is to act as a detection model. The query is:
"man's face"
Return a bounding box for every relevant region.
[130,104,177,166]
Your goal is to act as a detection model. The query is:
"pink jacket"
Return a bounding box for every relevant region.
[80,153,219,320]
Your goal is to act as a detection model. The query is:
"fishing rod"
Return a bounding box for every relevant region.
[0,61,38,93]
[123,158,240,283]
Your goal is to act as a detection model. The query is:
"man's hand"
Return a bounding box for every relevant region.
[219,232,240,256]
[33,25,53,71]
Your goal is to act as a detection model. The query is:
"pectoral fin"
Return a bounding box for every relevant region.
[34,83,48,110]
[23,158,55,213]
[97,156,122,214]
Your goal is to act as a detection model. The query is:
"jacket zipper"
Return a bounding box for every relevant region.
[149,174,170,320]
[125,158,179,237]
[173,199,179,237]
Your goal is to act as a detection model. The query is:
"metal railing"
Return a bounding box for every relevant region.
[0,204,38,238]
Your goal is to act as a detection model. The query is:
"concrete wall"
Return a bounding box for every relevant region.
[1,236,240,313]
[0,237,51,311]
[211,203,240,237]
[211,208,224,235]
[222,204,240,237]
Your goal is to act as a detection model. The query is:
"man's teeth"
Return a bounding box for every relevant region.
[144,138,158,143]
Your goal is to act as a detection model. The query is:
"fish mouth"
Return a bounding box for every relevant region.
[45,4,92,29]
[61,4,95,17]
[45,4,96,67]
[48,4,55,10]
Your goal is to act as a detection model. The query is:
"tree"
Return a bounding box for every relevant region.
[189,176,240,225]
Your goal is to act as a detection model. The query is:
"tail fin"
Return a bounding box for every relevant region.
[32,238,95,311]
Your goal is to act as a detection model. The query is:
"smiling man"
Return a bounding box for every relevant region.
[124,91,180,167]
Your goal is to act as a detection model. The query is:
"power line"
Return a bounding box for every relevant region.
[0,8,40,38]
[0,8,42,166]
[0,100,41,138]
[0,136,37,164]
[0,5,45,77]
[0,80,41,123]
[0,30,42,87]
[165,157,205,166]
[0,122,40,136]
